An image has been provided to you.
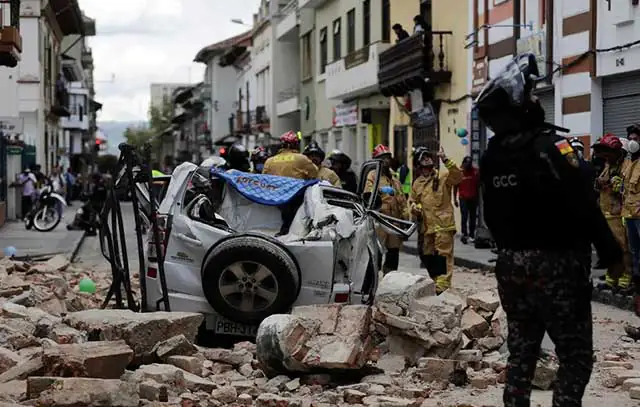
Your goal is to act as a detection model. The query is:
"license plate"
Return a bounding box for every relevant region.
[213,317,258,336]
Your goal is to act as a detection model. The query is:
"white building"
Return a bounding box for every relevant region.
[250,0,302,143]
[194,30,253,147]
[150,83,192,109]
[15,0,88,172]
[306,0,391,168]
[275,0,302,137]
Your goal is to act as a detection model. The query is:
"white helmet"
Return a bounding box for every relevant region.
[629,140,640,154]
[201,156,227,168]
[620,137,630,152]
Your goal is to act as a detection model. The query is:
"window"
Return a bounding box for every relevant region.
[363,0,370,45]
[319,27,328,74]
[347,9,356,54]
[381,0,390,42]
[320,133,329,150]
[302,33,312,79]
[332,18,341,61]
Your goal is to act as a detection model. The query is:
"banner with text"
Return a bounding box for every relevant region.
[333,103,359,127]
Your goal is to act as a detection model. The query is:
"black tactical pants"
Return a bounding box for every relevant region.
[278,194,305,236]
[495,249,593,407]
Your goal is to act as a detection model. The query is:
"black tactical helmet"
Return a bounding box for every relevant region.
[474,52,544,135]
[328,150,352,167]
[250,146,269,163]
[303,141,325,161]
[225,143,250,172]
[412,146,432,167]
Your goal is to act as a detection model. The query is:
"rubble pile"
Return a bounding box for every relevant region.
[0,255,564,406]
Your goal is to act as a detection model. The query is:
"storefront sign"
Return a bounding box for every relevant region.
[333,103,358,127]
[0,117,24,133]
[471,59,488,95]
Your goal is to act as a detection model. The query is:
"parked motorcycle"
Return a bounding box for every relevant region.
[25,183,66,232]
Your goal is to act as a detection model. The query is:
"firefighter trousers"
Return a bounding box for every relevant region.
[422,231,455,292]
[605,217,632,289]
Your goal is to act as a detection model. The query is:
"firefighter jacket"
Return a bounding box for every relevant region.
[262,149,318,180]
[623,158,640,219]
[318,166,342,187]
[365,170,408,249]
[410,160,463,235]
[598,160,628,219]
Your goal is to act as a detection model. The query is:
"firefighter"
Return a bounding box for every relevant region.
[221,143,251,172]
[250,146,269,174]
[303,141,341,187]
[263,131,318,180]
[365,144,408,274]
[623,136,640,315]
[593,134,632,292]
[263,131,318,235]
[409,146,462,294]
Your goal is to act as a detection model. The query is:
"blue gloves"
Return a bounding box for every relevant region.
[380,186,395,195]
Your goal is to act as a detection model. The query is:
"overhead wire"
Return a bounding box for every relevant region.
[430,37,640,104]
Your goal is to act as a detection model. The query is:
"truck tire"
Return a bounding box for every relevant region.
[201,235,300,325]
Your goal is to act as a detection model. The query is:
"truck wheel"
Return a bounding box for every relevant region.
[201,235,300,325]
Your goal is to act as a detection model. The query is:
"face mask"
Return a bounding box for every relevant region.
[255,163,264,172]
[630,140,640,154]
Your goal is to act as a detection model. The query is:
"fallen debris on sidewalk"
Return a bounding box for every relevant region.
[0,254,634,406]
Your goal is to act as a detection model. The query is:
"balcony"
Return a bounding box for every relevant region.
[378,32,453,97]
[325,41,391,101]
[50,84,70,118]
[81,49,93,69]
[254,106,270,132]
[0,26,22,68]
[62,56,83,81]
[60,109,89,130]
[276,86,300,117]
[298,0,327,8]
[276,0,298,41]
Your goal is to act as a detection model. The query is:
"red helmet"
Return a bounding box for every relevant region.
[372,144,391,158]
[280,131,299,145]
[596,133,623,150]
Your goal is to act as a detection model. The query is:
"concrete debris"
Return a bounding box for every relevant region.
[0,256,601,405]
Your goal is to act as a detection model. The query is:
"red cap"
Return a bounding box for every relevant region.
[372,144,391,158]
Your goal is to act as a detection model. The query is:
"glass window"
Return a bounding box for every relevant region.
[363,0,370,45]
[347,9,355,54]
[335,131,343,151]
[320,133,329,150]
[332,18,341,61]
[319,27,328,74]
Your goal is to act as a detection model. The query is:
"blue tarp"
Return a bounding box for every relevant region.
[211,168,319,206]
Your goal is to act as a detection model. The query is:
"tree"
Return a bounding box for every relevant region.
[123,125,154,148]
[123,97,174,156]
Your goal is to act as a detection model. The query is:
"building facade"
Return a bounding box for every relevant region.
[306,0,390,169]
[195,30,252,148]
[275,0,302,141]
[149,83,192,110]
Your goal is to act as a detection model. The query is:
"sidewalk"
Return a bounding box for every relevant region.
[402,233,495,270]
[0,205,85,258]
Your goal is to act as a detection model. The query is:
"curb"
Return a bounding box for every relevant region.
[402,242,495,271]
[591,286,635,312]
[69,231,88,263]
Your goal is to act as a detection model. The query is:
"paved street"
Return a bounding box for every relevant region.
[73,202,143,272]
[0,205,84,257]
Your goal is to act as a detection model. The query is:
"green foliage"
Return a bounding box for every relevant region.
[95,154,119,174]
[123,97,174,150]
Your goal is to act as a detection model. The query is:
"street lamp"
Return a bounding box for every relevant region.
[231,18,251,27]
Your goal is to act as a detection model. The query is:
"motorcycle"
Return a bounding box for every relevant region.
[25,183,66,232]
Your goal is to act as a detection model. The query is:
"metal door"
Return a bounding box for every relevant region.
[602,72,640,137]
[0,137,6,202]
[412,124,438,152]
[535,88,555,124]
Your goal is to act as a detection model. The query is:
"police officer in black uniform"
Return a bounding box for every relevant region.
[476,53,622,407]
[221,143,251,172]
